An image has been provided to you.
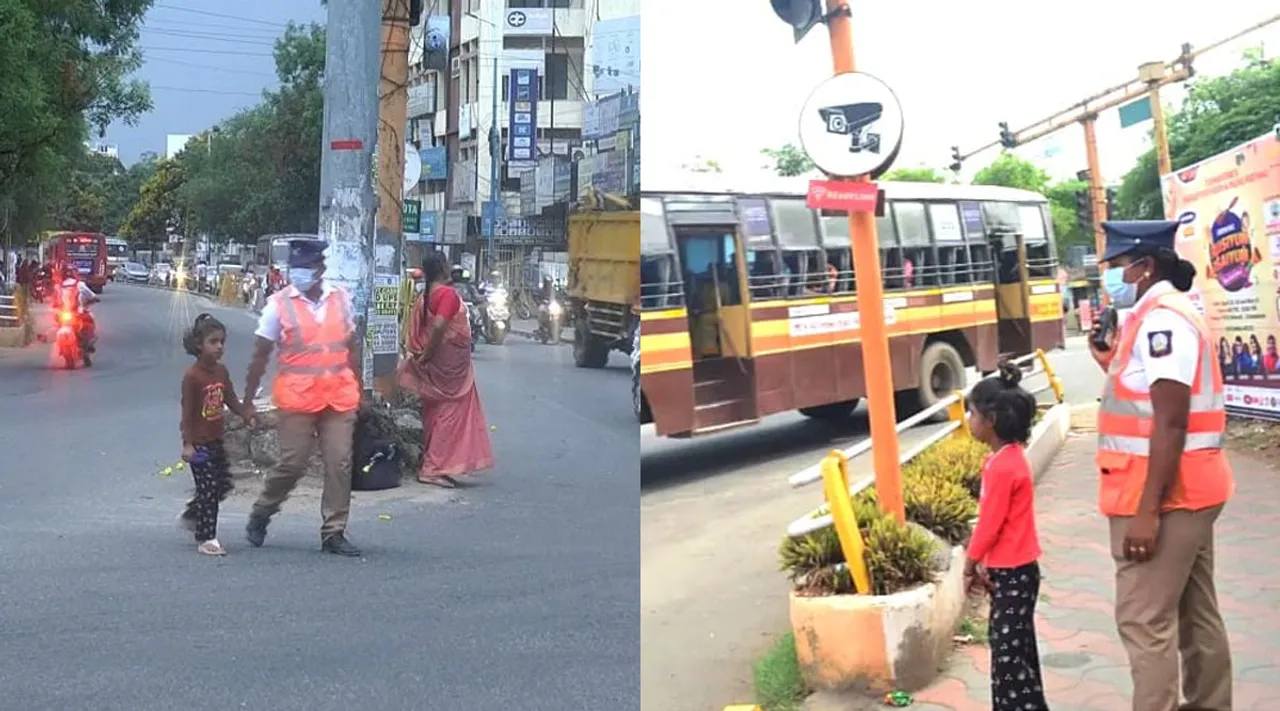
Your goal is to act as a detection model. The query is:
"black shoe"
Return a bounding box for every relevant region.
[245,515,269,547]
[321,533,361,557]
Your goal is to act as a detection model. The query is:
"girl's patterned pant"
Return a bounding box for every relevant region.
[988,561,1050,710]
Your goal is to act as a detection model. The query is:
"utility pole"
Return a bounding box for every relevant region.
[1140,61,1173,176]
[488,56,500,271]
[1081,117,1106,259]
[372,0,411,396]
[317,0,381,389]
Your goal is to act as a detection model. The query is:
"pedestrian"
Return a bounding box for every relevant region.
[963,360,1050,711]
[395,250,494,487]
[242,238,363,556]
[179,313,256,556]
[1089,220,1233,711]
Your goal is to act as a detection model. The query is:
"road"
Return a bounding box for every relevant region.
[639,340,1104,711]
[0,284,639,711]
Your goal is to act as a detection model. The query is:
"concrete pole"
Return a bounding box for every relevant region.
[373,0,411,395]
[488,56,500,271]
[317,0,381,389]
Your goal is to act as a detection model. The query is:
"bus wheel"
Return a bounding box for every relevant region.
[799,400,860,420]
[912,341,966,421]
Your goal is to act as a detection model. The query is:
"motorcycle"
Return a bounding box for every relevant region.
[466,301,483,352]
[482,287,510,345]
[53,308,94,369]
[535,298,563,345]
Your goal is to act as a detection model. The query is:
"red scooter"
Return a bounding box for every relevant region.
[53,308,96,369]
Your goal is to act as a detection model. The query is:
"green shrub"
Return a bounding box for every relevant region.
[862,515,939,596]
[917,436,988,500]
[779,506,938,597]
[752,633,806,711]
[903,474,977,544]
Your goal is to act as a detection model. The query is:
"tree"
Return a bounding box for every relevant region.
[1113,52,1280,219]
[120,158,186,249]
[0,0,152,244]
[972,153,1092,255]
[171,22,325,242]
[882,166,947,183]
[760,143,814,177]
[972,153,1051,192]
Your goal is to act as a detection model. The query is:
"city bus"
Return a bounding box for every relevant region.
[41,231,109,293]
[105,236,128,280]
[637,176,1065,438]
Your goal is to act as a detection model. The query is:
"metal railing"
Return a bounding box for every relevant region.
[785,349,1064,540]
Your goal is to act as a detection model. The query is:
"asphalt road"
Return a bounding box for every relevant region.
[639,339,1103,711]
[0,284,639,711]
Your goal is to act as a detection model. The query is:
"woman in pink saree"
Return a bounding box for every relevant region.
[396,252,494,487]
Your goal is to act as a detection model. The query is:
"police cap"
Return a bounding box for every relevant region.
[1100,220,1179,262]
[287,238,327,268]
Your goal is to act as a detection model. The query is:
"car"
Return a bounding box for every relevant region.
[121,262,149,283]
[150,263,172,285]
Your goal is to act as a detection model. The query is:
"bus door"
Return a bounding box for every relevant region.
[990,227,1033,356]
[1020,203,1066,352]
[638,197,696,437]
[666,195,757,433]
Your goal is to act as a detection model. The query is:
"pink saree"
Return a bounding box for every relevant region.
[395,288,494,480]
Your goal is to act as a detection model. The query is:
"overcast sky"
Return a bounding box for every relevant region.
[642,0,1280,184]
[107,0,325,163]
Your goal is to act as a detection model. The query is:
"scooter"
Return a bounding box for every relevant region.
[483,287,510,345]
[53,309,94,369]
[535,299,563,345]
[466,301,482,352]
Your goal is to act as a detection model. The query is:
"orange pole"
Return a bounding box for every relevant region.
[824,0,904,524]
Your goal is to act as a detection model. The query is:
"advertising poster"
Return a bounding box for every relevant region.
[1162,132,1280,419]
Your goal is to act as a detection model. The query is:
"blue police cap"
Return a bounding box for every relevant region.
[287,238,327,268]
[1100,220,1179,263]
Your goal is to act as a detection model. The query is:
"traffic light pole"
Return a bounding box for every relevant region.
[1081,117,1106,258]
[822,0,905,524]
[1148,85,1173,176]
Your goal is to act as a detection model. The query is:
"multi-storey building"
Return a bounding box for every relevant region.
[404,0,638,286]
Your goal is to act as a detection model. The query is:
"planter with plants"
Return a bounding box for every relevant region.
[779,436,988,694]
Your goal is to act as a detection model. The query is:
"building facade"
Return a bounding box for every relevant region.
[403,0,639,288]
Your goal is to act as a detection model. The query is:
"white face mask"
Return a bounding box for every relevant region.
[289,268,318,291]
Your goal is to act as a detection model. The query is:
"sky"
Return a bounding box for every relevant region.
[106,0,326,164]
[641,0,1280,185]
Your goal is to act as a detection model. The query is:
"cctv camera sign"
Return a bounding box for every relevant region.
[798,72,904,179]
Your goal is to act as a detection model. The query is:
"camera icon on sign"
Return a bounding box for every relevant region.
[817,102,884,154]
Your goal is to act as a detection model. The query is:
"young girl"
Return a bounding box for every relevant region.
[178,313,255,556]
[963,361,1049,711]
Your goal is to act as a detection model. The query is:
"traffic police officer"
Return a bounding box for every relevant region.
[1089,220,1233,711]
[243,238,363,556]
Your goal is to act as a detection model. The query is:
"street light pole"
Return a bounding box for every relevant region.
[488,56,500,271]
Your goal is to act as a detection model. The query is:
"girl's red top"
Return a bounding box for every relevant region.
[967,443,1041,569]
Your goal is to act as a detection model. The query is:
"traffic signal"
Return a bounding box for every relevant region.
[409,0,423,26]
[770,0,848,43]
[1105,187,1117,220]
[1074,189,1093,235]
[998,122,1016,149]
[949,146,962,173]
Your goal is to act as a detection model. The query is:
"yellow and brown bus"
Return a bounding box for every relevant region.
[637,177,1065,438]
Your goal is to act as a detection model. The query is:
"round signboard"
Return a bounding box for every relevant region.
[798,72,904,179]
[403,141,421,196]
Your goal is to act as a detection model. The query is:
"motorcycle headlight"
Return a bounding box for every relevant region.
[549,301,563,315]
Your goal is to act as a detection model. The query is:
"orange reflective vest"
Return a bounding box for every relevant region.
[1095,290,1233,516]
[272,288,360,413]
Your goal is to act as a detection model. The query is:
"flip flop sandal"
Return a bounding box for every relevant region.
[198,540,227,556]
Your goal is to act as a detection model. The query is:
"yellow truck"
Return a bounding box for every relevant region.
[567,190,639,368]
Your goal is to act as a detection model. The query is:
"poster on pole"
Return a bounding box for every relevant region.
[1161,131,1280,420]
[366,274,401,355]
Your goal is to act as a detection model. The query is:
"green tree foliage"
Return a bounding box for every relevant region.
[760,143,814,177]
[682,155,723,173]
[0,0,153,243]
[1114,52,1280,219]
[131,22,326,244]
[120,157,185,247]
[972,153,1091,254]
[882,166,947,183]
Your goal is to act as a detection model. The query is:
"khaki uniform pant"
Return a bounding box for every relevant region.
[252,407,357,537]
[1110,505,1232,711]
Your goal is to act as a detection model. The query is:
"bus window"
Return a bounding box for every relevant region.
[677,229,742,309]
[928,203,968,285]
[958,201,990,283]
[640,254,683,309]
[781,249,825,296]
[894,202,938,288]
[738,197,784,299]
[1019,204,1057,279]
[877,213,904,290]
[819,216,855,294]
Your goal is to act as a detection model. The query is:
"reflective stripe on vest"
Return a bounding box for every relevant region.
[1097,291,1226,455]
[276,290,351,376]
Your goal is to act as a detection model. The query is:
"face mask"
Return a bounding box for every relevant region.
[1102,265,1137,308]
[289,268,318,291]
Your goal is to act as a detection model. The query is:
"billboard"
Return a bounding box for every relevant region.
[507,68,540,169]
[1162,131,1280,420]
[591,16,639,96]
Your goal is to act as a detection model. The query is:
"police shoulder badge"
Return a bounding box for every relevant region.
[1148,330,1173,358]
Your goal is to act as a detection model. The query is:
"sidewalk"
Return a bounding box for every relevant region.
[907,433,1280,711]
